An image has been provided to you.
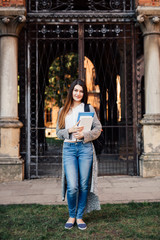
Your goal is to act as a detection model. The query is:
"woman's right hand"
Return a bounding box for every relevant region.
[68,121,83,133]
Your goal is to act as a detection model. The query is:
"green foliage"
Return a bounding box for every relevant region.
[0,202,160,240]
[45,53,78,108]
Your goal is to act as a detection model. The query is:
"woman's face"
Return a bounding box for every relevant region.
[72,84,84,103]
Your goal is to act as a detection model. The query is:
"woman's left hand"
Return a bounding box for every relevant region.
[73,130,84,140]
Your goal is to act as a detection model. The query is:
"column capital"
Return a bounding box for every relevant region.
[0,7,26,37]
[136,6,160,36]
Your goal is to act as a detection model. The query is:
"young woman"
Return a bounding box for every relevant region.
[56,79,102,230]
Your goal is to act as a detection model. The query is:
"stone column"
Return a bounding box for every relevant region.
[137,6,160,177]
[0,8,26,181]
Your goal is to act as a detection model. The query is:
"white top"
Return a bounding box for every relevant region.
[64,102,84,142]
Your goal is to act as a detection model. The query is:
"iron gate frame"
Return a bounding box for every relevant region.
[18,0,142,179]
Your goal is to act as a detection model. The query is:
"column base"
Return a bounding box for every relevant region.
[0,118,24,182]
[0,157,24,182]
[139,153,160,177]
[140,114,160,177]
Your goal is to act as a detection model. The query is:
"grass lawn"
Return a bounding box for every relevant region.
[0,202,160,240]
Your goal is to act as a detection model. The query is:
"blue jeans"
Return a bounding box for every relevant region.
[63,141,93,219]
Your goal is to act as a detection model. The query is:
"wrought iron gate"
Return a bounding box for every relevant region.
[18,0,143,179]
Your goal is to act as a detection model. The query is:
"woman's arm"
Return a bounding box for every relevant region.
[83,105,102,143]
[56,109,83,140]
[56,109,71,140]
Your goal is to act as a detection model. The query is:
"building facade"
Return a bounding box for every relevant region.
[0,0,160,181]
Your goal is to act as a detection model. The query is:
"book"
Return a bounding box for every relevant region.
[77,112,94,132]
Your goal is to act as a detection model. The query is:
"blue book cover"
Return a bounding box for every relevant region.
[77,112,94,122]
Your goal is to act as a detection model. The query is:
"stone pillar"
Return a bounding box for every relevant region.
[0,7,26,181]
[137,6,160,177]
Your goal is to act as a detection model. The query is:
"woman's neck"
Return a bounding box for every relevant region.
[71,101,82,108]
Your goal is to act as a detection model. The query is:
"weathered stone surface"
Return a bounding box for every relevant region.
[0,127,20,156]
[140,154,160,177]
[0,158,24,182]
[143,125,160,153]
[140,115,160,177]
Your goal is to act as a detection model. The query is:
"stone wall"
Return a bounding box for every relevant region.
[138,0,160,6]
[0,0,25,7]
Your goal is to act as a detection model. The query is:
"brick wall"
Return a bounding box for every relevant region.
[0,0,25,7]
[138,0,160,6]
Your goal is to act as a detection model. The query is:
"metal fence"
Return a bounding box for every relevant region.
[18,0,143,179]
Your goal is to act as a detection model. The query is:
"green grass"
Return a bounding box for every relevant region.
[0,202,160,240]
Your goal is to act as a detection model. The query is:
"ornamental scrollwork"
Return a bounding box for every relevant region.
[38,0,53,10]
[34,0,131,11]
[109,0,123,10]
[39,24,78,38]
[85,24,123,37]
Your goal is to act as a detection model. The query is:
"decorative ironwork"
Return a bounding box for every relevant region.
[38,0,53,10]
[38,0,74,11]
[27,0,135,24]
[110,0,123,10]
[85,24,123,37]
[38,24,78,38]
[35,24,124,39]
[39,25,48,35]
[114,25,123,36]
[88,0,123,11]
[28,0,134,12]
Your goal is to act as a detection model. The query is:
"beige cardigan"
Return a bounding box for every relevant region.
[56,104,102,213]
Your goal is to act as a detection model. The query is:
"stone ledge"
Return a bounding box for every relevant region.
[140,114,160,125]
[140,153,160,161]
[137,6,160,16]
[0,157,24,165]
[0,119,23,128]
[0,7,26,16]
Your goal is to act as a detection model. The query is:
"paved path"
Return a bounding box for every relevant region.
[0,176,160,205]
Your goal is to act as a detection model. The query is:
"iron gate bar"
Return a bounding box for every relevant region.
[27,39,31,179]
[32,37,133,40]
[30,126,134,129]
[27,23,134,40]
[78,23,84,80]
[36,24,39,178]
[131,23,138,175]
[123,24,129,175]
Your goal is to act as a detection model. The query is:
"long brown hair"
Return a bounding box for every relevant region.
[58,79,88,129]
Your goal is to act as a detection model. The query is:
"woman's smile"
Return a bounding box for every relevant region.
[72,85,84,102]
